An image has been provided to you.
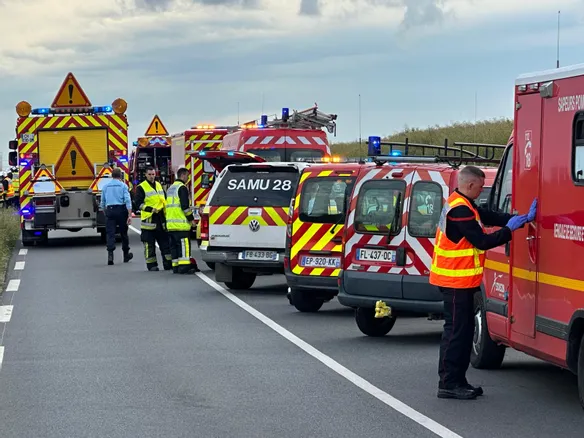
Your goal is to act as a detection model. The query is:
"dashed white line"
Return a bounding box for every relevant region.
[6,279,20,292]
[14,261,25,270]
[0,306,13,323]
[18,249,28,256]
[0,346,4,371]
[129,225,461,437]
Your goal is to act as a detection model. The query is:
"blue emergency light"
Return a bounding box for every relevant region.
[368,136,381,156]
[227,151,235,156]
[31,108,50,115]
[260,114,268,127]
[118,155,128,163]
[199,151,206,156]
[133,141,138,146]
[391,150,402,157]
[93,105,112,113]
[282,107,289,121]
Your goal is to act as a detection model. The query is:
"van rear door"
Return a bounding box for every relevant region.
[207,165,299,251]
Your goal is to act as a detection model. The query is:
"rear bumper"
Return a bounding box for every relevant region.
[285,269,339,292]
[337,270,444,314]
[201,247,285,271]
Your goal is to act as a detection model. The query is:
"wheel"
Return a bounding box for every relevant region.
[355,307,396,337]
[470,291,506,369]
[290,288,324,312]
[578,335,584,409]
[225,269,256,290]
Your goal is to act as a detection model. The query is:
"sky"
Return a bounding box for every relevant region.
[1,0,584,168]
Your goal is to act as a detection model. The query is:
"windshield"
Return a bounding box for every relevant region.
[477,186,492,206]
[354,180,406,234]
[247,148,325,162]
[209,167,300,207]
[299,177,356,223]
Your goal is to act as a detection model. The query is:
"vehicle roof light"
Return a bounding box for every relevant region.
[368,136,381,156]
[112,98,127,115]
[32,107,51,115]
[93,105,112,113]
[16,101,32,117]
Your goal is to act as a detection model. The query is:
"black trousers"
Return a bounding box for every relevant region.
[141,217,172,269]
[105,205,130,253]
[168,231,196,273]
[438,286,478,389]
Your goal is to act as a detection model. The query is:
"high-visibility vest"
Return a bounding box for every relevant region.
[166,181,191,232]
[429,192,486,289]
[139,180,166,231]
[5,178,15,198]
[11,177,19,194]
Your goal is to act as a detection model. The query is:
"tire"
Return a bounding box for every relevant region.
[578,335,584,410]
[290,288,324,313]
[225,270,256,290]
[470,291,506,369]
[355,307,396,337]
[206,262,215,271]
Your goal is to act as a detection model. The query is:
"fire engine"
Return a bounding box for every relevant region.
[221,105,338,163]
[129,115,173,205]
[472,62,584,409]
[8,72,129,245]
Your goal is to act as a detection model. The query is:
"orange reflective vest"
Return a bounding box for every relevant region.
[5,178,15,199]
[429,191,486,289]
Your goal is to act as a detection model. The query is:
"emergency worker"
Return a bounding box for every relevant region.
[134,166,172,272]
[2,172,16,209]
[166,167,200,274]
[429,165,536,400]
[100,167,133,266]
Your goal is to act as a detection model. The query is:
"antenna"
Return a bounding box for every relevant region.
[237,101,240,125]
[359,94,362,157]
[557,10,561,68]
[474,91,478,142]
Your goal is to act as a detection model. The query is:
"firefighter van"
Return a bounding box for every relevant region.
[471,62,584,409]
[336,138,503,336]
[284,162,363,312]
[221,105,338,162]
[9,72,129,245]
[199,158,310,289]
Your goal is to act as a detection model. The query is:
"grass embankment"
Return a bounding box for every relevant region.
[331,118,514,158]
[0,208,21,284]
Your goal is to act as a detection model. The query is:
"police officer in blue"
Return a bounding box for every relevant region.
[100,167,134,266]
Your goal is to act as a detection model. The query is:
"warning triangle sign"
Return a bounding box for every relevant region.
[30,167,64,194]
[54,136,95,182]
[51,72,92,108]
[144,115,169,136]
[89,165,113,192]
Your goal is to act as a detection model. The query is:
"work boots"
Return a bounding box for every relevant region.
[123,252,133,263]
[107,251,114,266]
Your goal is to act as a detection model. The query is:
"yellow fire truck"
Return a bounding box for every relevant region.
[9,72,129,246]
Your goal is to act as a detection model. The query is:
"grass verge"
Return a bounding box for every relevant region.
[331,118,513,158]
[0,208,21,284]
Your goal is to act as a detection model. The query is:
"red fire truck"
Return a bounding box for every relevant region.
[221,105,338,162]
[473,62,584,408]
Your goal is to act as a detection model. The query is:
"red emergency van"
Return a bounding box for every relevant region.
[472,62,584,408]
[337,139,503,336]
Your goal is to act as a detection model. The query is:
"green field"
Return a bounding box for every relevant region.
[0,208,21,285]
[331,118,513,159]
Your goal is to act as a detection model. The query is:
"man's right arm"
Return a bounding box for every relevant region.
[446,205,512,251]
[134,186,147,212]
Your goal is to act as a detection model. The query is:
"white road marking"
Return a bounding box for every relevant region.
[18,249,28,256]
[14,261,25,270]
[0,306,13,323]
[0,346,4,371]
[6,280,20,292]
[127,226,461,437]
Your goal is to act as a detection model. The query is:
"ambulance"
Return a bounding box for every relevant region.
[336,138,503,335]
[471,62,584,409]
[9,72,129,245]
[198,154,311,289]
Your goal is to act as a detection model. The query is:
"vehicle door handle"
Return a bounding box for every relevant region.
[332,237,342,243]
[526,236,535,241]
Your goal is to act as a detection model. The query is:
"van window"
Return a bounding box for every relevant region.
[497,147,513,214]
[246,148,325,162]
[209,167,299,207]
[354,180,406,234]
[408,181,443,237]
[573,113,584,183]
[299,177,356,223]
[476,186,491,206]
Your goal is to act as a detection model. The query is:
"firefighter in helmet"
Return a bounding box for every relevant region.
[134,166,173,271]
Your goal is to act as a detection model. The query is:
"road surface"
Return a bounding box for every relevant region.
[0,226,582,437]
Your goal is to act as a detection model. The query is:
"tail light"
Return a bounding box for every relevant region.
[200,211,209,240]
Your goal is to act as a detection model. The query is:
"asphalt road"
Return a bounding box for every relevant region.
[0,224,583,437]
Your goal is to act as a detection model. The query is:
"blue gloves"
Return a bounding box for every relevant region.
[527,198,537,222]
[506,214,528,231]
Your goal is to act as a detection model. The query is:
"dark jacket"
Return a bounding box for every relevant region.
[445,190,514,251]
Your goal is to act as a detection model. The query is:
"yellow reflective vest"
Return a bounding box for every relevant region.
[166,181,191,232]
[139,180,166,231]
[5,178,15,198]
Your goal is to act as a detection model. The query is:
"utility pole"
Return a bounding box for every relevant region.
[359,93,362,156]
[237,102,240,125]
[557,10,561,69]
[474,91,478,142]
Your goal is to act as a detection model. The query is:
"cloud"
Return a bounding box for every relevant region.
[299,0,320,15]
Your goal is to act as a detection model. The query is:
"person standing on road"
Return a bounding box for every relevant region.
[429,165,537,400]
[2,172,16,209]
[166,167,200,274]
[100,167,133,266]
[134,166,173,272]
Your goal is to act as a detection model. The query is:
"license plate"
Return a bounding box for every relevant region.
[356,248,396,262]
[240,250,278,261]
[300,256,341,268]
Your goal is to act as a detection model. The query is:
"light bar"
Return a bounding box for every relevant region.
[93,105,113,113]
[195,125,216,129]
[282,107,289,121]
[32,107,50,115]
[368,136,381,156]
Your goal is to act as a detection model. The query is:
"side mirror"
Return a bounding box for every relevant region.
[8,140,17,150]
[8,151,17,167]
